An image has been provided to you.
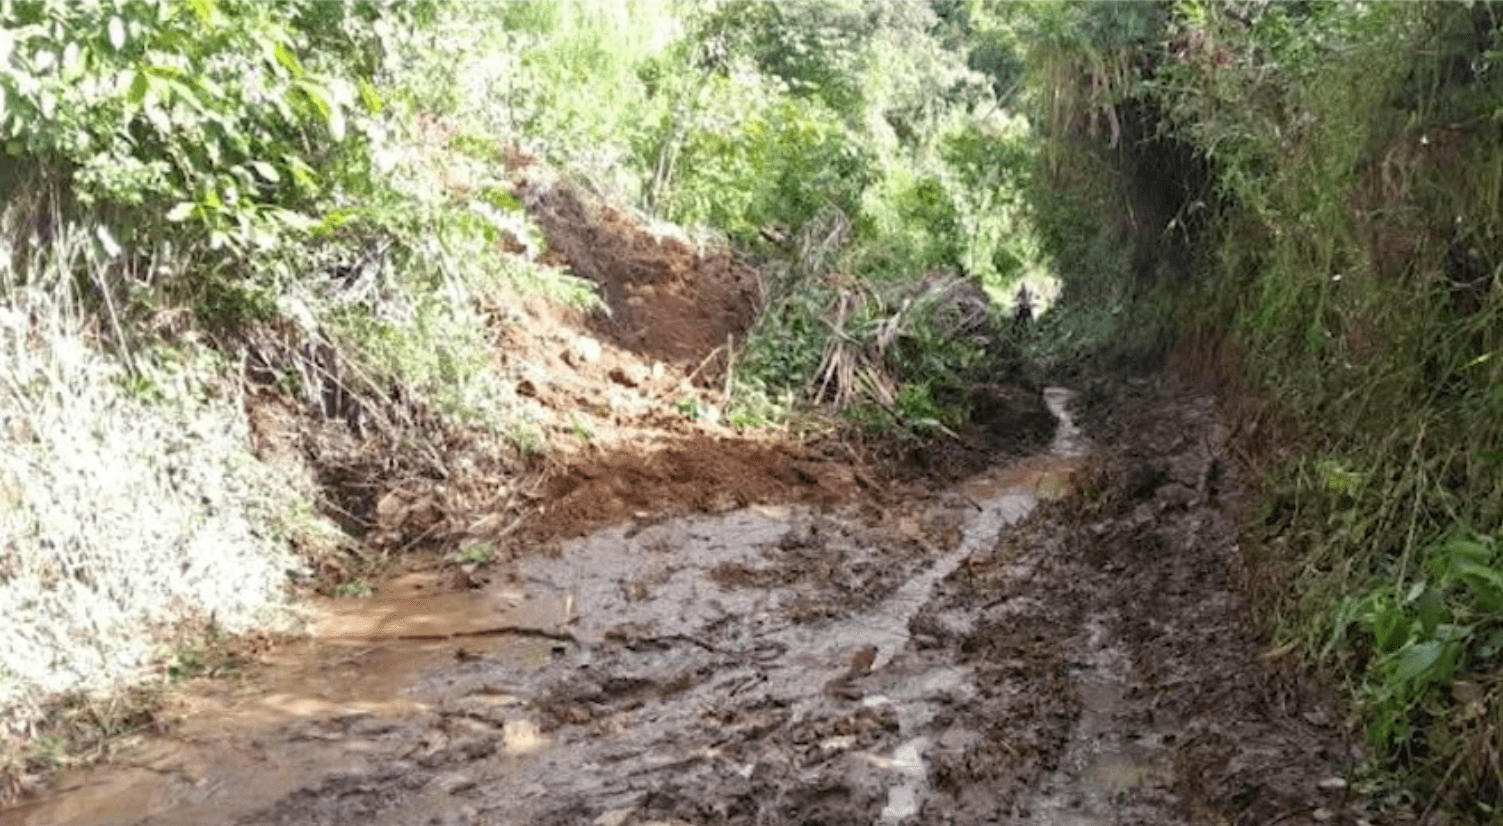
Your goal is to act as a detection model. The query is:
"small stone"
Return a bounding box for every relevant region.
[1317,776,1348,791]
[431,771,477,795]
[608,366,640,388]
[594,808,634,826]
[1312,807,1334,822]
[504,718,546,754]
[568,336,602,364]
[1302,707,1332,727]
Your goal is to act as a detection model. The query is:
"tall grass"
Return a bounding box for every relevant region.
[0,191,299,747]
[1143,3,1503,811]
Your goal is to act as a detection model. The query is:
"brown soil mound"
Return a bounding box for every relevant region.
[514,163,762,368]
[532,434,872,542]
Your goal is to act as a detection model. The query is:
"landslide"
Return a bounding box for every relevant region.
[2,158,1058,813]
[241,150,1059,584]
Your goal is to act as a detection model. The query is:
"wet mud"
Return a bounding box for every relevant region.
[4,380,1392,826]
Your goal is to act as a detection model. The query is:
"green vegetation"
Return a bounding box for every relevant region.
[1019,2,1503,815]
[5,1,1503,818]
[1154,5,1503,814]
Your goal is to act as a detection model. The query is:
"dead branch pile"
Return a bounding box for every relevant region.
[243,321,544,569]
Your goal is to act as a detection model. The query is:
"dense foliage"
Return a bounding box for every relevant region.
[5,1,1503,818]
[1026,2,1503,814]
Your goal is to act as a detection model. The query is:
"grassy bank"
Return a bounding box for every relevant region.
[1024,3,1503,816]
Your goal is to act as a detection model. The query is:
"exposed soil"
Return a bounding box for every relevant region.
[514,156,762,369]
[1,373,1411,826]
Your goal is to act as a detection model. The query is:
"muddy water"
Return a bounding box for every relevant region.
[5,388,1133,826]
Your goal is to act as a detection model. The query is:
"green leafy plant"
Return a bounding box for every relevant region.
[446,543,495,566]
[1349,530,1502,752]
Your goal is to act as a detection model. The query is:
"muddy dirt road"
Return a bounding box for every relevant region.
[4,379,1389,826]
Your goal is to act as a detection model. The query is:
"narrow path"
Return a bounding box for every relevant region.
[2,379,1386,826]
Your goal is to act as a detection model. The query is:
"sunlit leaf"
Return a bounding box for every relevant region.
[274,42,302,77]
[152,75,198,112]
[294,80,330,121]
[186,0,214,26]
[144,102,169,133]
[250,161,279,183]
[285,155,317,190]
[327,106,346,142]
[108,17,126,51]
[165,201,196,222]
[357,77,382,114]
[61,41,80,76]
[95,225,121,259]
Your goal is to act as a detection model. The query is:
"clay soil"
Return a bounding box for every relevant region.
[0,369,1413,826]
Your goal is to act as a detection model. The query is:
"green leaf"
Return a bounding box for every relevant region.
[1371,601,1409,653]
[163,78,204,112]
[1414,587,1447,637]
[128,70,149,103]
[296,81,330,120]
[186,0,214,26]
[1447,538,1495,567]
[250,161,280,183]
[108,17,126,51]
[166,202,196,222]
[274,42,302,77]
[1392,640,1444,684]
[357,78,382,114]
[285,155,317,190]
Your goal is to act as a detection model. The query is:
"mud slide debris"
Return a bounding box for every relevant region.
[2,379,1388,826]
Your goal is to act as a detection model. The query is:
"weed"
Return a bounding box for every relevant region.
[332,580,375,599]
[568,414,595,442]
[506,420,547,455]
[447,543,496,566]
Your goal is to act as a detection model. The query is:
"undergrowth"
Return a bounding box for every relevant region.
[1143,3,1503,816]
[1008,1,1503,815]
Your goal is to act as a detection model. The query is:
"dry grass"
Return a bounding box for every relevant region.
[0,213,303,792]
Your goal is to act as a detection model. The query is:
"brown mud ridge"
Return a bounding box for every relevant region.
[2,378,1408,826]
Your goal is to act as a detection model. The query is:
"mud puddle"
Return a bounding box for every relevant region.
[5,380,1378,826]
[4,388,1087,826]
